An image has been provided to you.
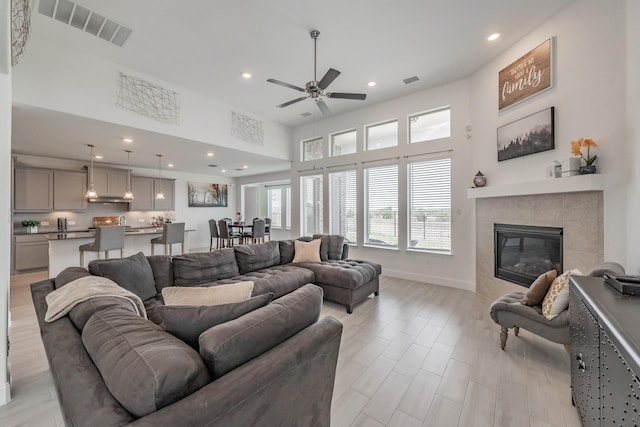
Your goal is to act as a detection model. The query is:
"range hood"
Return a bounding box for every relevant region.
[87,197,132,204]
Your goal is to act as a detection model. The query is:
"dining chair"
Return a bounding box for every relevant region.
[208,219,221,250]
[79,225,126,267]
[264,217,272,240]
[218,219,242,247]
[245,218,265,244]
[151,222,185,255]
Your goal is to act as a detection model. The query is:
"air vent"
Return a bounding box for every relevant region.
[301,112,312,117]
[38,0,132,47]
[234,168,244,171]
[403,75,420,85]
[208,164,218,168]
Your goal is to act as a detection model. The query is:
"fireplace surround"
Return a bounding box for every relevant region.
[494,223,563,287]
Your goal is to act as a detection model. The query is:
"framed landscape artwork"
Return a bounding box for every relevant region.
[187,182,228,207]
[497,107,554,162]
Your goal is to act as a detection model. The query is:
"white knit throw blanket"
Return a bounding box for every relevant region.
[45,276,147,322]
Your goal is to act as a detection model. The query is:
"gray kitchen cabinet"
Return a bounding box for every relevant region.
[129,176,175,211]
[14,235,48,271]
[53,170,87,211]
[92,168,129,196]
[14,168,54,212]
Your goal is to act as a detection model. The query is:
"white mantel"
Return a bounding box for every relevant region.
[467,174,605,199]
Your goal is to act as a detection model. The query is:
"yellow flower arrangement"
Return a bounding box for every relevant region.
[570,138,598,166]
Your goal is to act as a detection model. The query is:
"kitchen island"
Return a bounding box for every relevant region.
[45,227,193,277]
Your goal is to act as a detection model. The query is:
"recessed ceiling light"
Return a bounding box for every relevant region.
[367,81,376,87]
[488,33,501,41]
[167,163,174,168]
[242,165,248,169]
[122,138,133,143]
[242,72,252,79]
[94,155,103,159]
[221,169,227,173]
[206,152,214,157]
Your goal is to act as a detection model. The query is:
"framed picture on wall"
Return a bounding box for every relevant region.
[187,182,228,207]
[497,107,555,162]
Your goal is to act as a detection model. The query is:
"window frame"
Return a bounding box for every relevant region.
[300,174,324,236]
[301,136,324,162]
[328,168,358,245]
[364,162,399,249]
[408,106,451,144]
[266,185,290,230]
[330,129,357,157]
[365,119,398,151]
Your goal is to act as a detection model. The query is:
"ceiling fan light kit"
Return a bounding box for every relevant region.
[267,30,366,115]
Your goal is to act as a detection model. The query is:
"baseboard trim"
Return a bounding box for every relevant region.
[382,269,475,292]
[0,381,11,406]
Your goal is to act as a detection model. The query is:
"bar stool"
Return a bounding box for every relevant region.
[209,219,220,250]
[151,222,185,255]
[79,226,126,267]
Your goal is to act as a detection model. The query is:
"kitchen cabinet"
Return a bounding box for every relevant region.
[569,275,640,426]
[130,176,175,211]
[14,234,48,271]
[92,168,128,197]
[53,170,87,211]
[14,168,54,212]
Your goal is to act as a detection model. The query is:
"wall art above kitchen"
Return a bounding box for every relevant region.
[499,38,553,111]
[187,182,228,207]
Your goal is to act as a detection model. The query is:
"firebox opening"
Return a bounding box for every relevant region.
[494,224,563,287]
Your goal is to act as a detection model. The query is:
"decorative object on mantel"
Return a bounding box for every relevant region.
[570,138,598,174]
[473,171,487,187]
[498,38,553,111]
[545,161,562,179]
[497,107,554,162]
[561,157,581,177]
[22,220,40,234]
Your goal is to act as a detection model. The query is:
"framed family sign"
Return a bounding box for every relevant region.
[499,38,553,111]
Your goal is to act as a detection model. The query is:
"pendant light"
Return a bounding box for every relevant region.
[123,150,134,200]
[155,154,165,200]
[86,144,98,198]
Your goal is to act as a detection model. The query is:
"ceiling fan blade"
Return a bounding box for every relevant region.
[318,68,341,90]
[267,78,306,92]
[276,96,308,108]
[328,92,367,100]
[316,99,330,114]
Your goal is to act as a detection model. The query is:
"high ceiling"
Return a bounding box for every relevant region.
[11,0,574,176]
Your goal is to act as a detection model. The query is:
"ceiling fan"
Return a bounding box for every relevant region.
[267,30,367,115]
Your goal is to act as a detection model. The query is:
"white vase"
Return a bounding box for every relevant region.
[29,226,38,233]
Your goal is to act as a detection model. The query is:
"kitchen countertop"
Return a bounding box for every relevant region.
[14,226,160,236]
[43,227,194,240]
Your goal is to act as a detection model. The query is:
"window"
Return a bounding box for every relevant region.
[409,107,451,143]
[329,170,357,244]
[408,157,451,252]
[302,137,323,161]
[301,174,323,235]
[366,120,398,151]
[285,187,291,229]
[330,129,356,156]
[365,164,398,247]
[267,187,283,228]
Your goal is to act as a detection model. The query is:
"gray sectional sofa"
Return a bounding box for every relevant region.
[31,235,382,426]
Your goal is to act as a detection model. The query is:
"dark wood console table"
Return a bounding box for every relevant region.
[569,275,640,426]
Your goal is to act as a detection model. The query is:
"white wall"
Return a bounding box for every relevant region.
[0,0,11,405]
[291,79,475,290]
[469,0,629,266]
[627,0,640,273]
[12,33,292,161]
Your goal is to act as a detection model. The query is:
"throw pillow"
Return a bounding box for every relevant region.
[521,270,558,306]
[162,281,254,306]
[157,293,274,348]
[199,284,323,378]
[88,252,157,301]
[542,269,582,320]
[292,239,322,263]
[82,307,209,418]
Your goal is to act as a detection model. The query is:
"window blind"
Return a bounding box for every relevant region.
[301,174,323,235]
[365,164,398,247]
[329,170,357,243]
[408,157,451,252]
[267,188,283,228]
